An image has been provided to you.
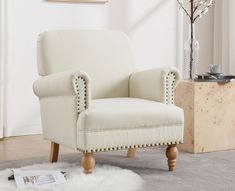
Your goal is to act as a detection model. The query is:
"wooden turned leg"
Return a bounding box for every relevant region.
[81,153,95,174]
[127,148,136,158]
[49,142,59,163]
[166,144,178,171]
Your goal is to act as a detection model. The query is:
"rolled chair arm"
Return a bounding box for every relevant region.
[129,67,181,104]
[33,70,91,113]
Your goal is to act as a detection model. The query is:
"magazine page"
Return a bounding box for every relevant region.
[13,169,66,189]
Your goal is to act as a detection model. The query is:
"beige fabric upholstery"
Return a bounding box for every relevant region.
[33,70,89,98]
[77,98,183,132]
[33,70,91,148]
[39,96,78,149]
[34,29,184,153]
[77,98,183,152]
[129,68,180,104]
[77,126,183,153]
[37,30,136,99]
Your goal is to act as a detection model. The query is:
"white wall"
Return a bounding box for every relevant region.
[3,0,179,137]
[115,0,178,70]
[108,0,179,70]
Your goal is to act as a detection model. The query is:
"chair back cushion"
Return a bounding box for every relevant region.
[37,30,136,99]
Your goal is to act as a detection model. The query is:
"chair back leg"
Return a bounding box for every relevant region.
[50,142,59,163]
[127,148,136,158]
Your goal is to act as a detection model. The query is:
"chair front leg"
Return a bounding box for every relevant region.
[81,153,95,174]
[127,148,136,158]
[50,142,59,163]
[166,144,178,171]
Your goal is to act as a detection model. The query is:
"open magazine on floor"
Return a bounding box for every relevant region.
[13,169,67,189]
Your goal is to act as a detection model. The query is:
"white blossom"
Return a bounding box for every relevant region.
[177,0,215,23]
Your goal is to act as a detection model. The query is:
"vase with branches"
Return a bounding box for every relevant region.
[177,0,215,79]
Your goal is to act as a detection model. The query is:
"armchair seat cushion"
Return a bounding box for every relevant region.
[78,98,183,132]
[77,98,184,152]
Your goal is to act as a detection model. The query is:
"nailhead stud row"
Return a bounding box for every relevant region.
[165,72,177,105]
[79,141,183,153]
[73,75,88,114]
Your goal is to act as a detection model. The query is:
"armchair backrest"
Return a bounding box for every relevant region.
[37,30,136,99]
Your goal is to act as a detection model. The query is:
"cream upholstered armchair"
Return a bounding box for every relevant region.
[33,30,184,174]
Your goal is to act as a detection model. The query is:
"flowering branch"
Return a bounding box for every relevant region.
[193,0,203,14]
[177,0,215,23]
[177,0,191,18]
[193,1,215,22]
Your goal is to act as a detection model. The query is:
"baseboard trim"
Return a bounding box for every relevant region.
[3,123,42,137]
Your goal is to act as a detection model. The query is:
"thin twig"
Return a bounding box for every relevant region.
[193,15,200,23]
[193,1,215,22]
[193,0,203,14]
[177,0,191,18]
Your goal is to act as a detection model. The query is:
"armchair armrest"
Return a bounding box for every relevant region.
[33,70,91,113]
[129,67,180,104]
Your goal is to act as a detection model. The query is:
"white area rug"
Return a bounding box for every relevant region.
[0,162,143,191]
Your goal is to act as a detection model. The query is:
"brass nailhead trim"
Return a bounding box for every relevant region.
[74,75,88,114]
[79,141,183,153]
[165,72,177,105]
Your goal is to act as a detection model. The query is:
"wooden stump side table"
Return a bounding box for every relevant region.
[175,80,235,153]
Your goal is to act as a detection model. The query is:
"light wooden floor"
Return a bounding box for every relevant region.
[0,135,76,162]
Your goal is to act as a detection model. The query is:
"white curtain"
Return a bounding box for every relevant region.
[214,0,235,74]
[0,0,6,138]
